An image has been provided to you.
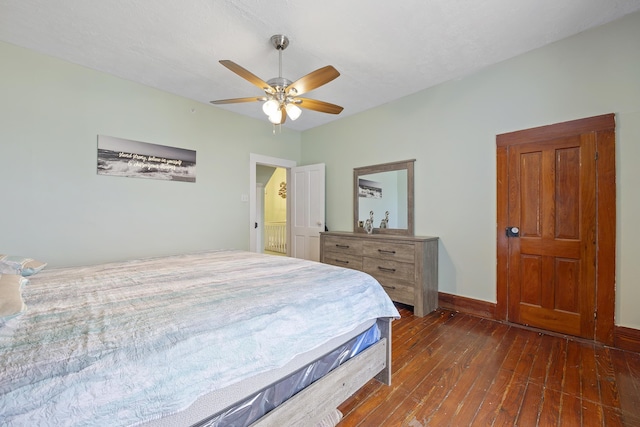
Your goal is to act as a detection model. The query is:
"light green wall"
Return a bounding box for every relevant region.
[0,41,301,267]
[2,12,639,329]
[302,11,640,328]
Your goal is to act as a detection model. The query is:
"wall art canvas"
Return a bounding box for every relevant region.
[97,135,196,183]
[358,178,382,198]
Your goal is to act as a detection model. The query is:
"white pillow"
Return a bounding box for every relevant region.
[0,255,47,276]
[0,273,28,319]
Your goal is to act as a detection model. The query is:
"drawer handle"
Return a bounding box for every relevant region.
[378,249,396,255]
[335,244,350,249]
[382,285,397,290]
[334,259,350,265]
[378,266,396,273]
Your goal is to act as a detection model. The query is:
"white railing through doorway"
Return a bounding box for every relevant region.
[265,222,286,254]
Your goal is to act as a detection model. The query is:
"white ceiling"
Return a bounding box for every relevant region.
[2,0,639,131]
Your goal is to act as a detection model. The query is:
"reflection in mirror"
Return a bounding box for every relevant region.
[353,159,415,236]
[358,170,408,229]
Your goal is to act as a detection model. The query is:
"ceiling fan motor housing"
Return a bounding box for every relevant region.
[271,34,289,51]
[267,77,292,88]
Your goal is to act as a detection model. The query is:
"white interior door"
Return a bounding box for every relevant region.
[290,163,325,261]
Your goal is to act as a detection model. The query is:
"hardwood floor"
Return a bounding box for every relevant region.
[338,305,640,426]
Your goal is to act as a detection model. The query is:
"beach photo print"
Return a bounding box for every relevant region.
[97,135,196,183]
[358,178,383,199]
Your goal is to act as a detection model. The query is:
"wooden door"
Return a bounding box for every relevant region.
[290,163,325,261]
[496,114,616,344]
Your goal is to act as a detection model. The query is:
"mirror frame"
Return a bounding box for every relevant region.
[353,159,415,236]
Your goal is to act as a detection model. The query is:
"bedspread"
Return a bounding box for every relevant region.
[0,250,399,426]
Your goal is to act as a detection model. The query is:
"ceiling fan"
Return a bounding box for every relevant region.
[210,34,344,125]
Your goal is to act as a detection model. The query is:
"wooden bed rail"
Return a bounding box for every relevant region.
[250,317,393,426]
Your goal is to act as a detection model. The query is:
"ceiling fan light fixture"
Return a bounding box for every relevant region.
[285,103,302,121]
[268,111,282,124]
[262,99,279,116]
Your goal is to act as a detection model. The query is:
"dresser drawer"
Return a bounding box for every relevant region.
[323,236,363,256]
[362,257,414,282]
[375,277,415,305]
[322,251,363,270]
[362,241,415,263]
[321,232,439,317]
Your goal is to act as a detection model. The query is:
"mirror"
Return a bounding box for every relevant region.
[353,159,415,236]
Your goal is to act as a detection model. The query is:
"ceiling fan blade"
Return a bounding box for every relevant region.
[219,60,271,91]
[295,98,344,114]
[286,66,340,96]
[209,96,264,105]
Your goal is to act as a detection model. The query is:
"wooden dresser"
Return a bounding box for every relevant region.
[320,231,438,317]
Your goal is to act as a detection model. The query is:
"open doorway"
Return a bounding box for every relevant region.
[257,166,287,256]
[249,154,326,261]
[249,154,296,254]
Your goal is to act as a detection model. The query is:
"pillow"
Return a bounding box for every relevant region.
[0,273,28,319]
[0,255,47,276]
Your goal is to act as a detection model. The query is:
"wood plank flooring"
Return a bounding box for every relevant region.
[337,305,640,426]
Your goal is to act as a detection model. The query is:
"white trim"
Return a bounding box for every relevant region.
[255,183,265,253]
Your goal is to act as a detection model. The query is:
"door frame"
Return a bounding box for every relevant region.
[496,114,616,345]
[249,153,296,254]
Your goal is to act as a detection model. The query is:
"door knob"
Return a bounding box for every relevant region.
[506,226,520,237]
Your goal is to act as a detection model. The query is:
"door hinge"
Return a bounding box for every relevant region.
[594,311,597,319]
[595,151,599,161]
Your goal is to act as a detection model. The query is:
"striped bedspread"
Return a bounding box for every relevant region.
[0,250,399,426]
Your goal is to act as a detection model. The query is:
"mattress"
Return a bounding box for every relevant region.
[0,250,399,426]
[151,321,380,427]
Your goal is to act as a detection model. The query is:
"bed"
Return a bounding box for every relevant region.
[0,250,399,426]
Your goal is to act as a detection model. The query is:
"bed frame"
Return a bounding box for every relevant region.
[249,317,392,426]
